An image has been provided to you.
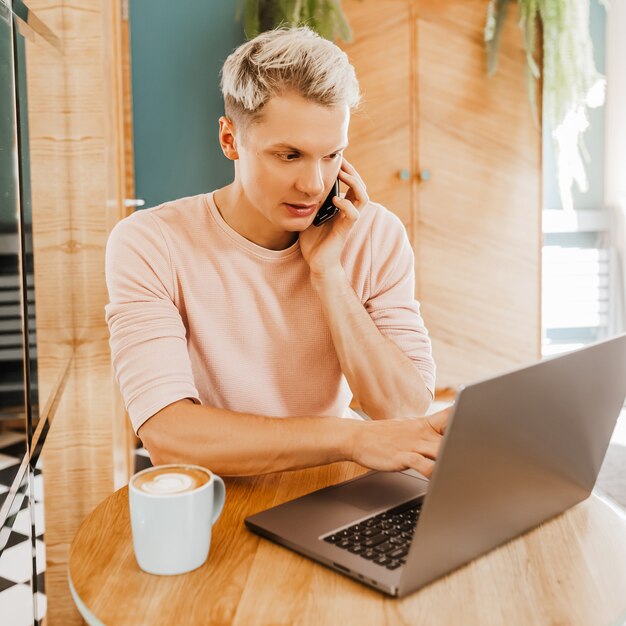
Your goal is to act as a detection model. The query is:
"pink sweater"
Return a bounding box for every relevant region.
[105,192,435,434]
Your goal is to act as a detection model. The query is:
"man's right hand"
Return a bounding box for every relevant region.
[349,407,452,478]
[139,400,451,478]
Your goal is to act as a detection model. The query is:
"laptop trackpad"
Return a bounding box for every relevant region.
[325,471,428,513]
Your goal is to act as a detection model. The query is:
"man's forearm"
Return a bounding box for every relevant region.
[138,399,358,476]
[311,268,432,420]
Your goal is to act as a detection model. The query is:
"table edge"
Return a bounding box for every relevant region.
[69,569,105,626]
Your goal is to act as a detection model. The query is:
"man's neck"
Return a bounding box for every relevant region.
[213,184,298,251]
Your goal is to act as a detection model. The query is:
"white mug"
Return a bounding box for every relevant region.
[129,464,226,575]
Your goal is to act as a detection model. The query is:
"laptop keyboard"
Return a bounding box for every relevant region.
[322,498,422,570]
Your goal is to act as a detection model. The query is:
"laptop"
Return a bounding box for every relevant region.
[245,334,626,597]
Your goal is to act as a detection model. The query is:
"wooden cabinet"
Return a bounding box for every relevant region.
[341,0,541,389]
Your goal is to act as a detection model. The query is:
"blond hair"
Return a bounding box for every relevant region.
[220,27,361,134]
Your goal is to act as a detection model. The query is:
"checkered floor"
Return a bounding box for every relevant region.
[0,429,46,626]
[0,434,152,626]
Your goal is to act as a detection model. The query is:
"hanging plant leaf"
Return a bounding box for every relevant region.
[485,0,607,210]
[239,0,261,39]
[518,0,541,126]
[237,0,354,42]
[327,0,353,42]
[485,0,512,76]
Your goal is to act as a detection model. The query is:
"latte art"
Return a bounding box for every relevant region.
[142,473,195,494]
[133,466,210,495]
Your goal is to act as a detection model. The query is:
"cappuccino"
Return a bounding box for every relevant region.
[132,466,210,495]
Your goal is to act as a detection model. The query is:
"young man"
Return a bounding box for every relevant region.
[105,27,449,478]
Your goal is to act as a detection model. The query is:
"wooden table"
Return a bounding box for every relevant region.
[69,461,626,626]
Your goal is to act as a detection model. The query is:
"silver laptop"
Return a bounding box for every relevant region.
[245,335,626,597]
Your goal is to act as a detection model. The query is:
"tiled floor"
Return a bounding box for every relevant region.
[0,408,624,625]
[0,429,46,626]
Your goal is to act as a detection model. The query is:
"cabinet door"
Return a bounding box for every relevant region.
[416,0,540,387]
[343,0,541,389]
[340,0,414,234]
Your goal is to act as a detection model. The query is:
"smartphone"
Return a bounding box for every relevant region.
[312,179,340,227]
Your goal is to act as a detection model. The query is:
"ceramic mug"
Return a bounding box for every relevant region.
[129,464,226,575]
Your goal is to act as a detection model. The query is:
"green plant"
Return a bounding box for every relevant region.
[485,0,607,210]
[237,0,353,42]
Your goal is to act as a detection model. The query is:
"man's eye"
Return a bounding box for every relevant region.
[277,152,340,161]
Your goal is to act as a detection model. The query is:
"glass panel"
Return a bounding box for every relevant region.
[14,0,70,445]
[10,5,64,619]
[0,3,61,621]
[14,26,38,437]
[0,0,28,531]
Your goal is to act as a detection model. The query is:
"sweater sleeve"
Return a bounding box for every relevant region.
[366,208,436,396]
[104,212,201,435]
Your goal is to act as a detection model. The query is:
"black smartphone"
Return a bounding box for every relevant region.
[312,179,340,227]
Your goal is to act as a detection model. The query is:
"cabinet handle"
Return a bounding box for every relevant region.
[124,198,146,208]
[399,169,432,182]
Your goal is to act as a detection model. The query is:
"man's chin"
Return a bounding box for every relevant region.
[279,218,316,233]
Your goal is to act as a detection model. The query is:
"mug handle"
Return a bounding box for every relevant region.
[211,475,226,526]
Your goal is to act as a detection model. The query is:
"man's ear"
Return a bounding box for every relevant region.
[218,116,239,161]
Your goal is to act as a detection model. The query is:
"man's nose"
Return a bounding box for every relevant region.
[295,164,326,197]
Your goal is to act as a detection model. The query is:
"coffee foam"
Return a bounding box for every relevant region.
[133,466,210,495]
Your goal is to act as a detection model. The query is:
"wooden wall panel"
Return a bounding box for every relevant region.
[340,0,414,233]
[22,2,73,410]
[23,0,129,623]
[121,6,136,208]
[416,1,541,386]
[343,0,541,390]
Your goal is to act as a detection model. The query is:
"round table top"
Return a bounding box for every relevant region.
[69,461,626,626]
